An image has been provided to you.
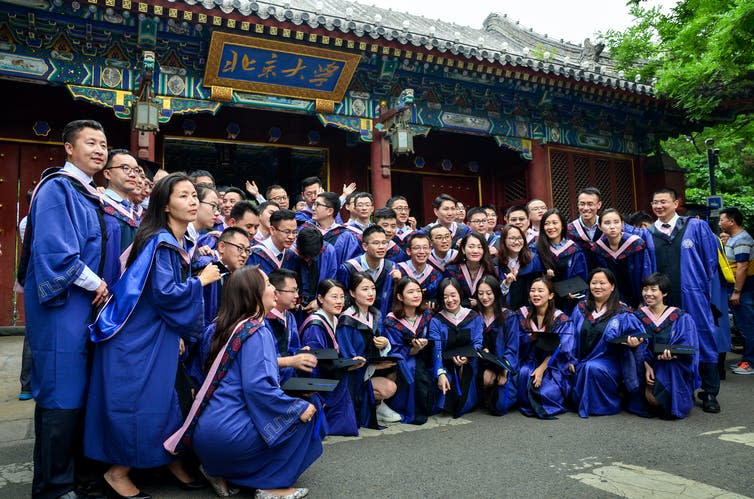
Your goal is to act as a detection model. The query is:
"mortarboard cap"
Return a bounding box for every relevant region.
[282,377,339,394]
[553,277,587,298]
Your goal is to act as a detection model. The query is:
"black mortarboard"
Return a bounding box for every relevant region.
[652,343,695,355]
[553,277,587,298]
[302,348,339,360]
[282,377,339,394]
[366,355,402,364]
[478,350,517,374]
[443,345,479,360]
[607,333,649,345]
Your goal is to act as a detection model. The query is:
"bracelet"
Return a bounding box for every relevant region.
[733,288,741,293]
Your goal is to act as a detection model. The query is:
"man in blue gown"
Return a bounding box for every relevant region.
[23,120,110,499]
[649,188,724,413]
[247,209,297,274]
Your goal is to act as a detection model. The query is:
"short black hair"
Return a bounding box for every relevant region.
[362,224,386,242]
[224,186,246,200]
[62,119,105,144]
[265,184,287,198]
[269,268,298,288]
[220,226,250,242]
[229,200,259,220]
[317,191,341,213]
[433,193,457,209]
[104,148,133,169]
[578,187,602,200]
[259,201,280,213]
[627,211,653,227]
[189,169,215,185]
[296,227,324,259]
[642,272,672,295]
[373,207,397,222]
[301,176,322,190]
[354,192,374,204]
[406,232,430,248]
[270,209,296,227]
[466,207,487,221]
[429,224,451,238]
[720,207,744,226]
[505,205,528,218]
[652,187,678,200]
[386,195,407,208]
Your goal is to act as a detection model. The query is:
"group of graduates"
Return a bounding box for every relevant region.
[20,119,729,499]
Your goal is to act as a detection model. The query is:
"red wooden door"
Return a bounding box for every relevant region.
[421,174,480,225]
[0,142,64,326]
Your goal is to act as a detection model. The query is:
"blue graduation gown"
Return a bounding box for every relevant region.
[384,311,434,424]
[385,240,408,263]
[24,174,104,409]
[187,322,216,389]
[84,231,204,467]
[443,263,493,307]
[193,324,323,489]
[299,314,358,436]
[513,308,574,419]
[101,203,139,288]
[266,309,301,384]
[544,240,588,314]
[593,233,654,309]
[569,302,645,418]
[337,258,395,319]
[247,243,290,275]
[566,220,603,271]
[428,309,483,417]
[396,261,443,303]
[191,231,221,273]
[497,253,544,310]
[301,220,362,265]
[631,307,699,419]
[481,311,519,416]
[420,222,471,248]
[286,243,338,317]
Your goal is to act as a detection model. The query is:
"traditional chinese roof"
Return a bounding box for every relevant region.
[175,0,653,95]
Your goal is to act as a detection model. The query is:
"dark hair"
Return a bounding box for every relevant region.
[627,211,653,227]
[392,276,426,319]
[301,176,322,190]
[436,277,464,312]
[577,187,602,200]
[223,186,246,200]
[386,195,407,208]
[429,224,451,239]
[525,277,557,331]
[127,173,194,267]
[316,279,346,307]
[406,232,430,250]
[219,226,250,242]
[265,184,287,198]
[296,227,323,259]
[189,169,215,185]
[269,268,298,289]
[259,200,280,215]
[229,200,259,220]
[641,272,672,296]
[450,232,496,275]
[196,184,218,203]
[525,199,547,210]
[585,267,623,317]
[345,191,359,206]
[205,266,266,372]
[354,192,374,205]
[374,207,397,222]
[720,207,744,226]
[362,224,386,242]
[270,209,296,227]
[498,225,531,267]
[474,274,506,323]
[536,208,568,271]
[348,271,374,292]
[433,193,457,209]
[104,148,133,170]
[466,207,487,222]
[62,119,105,144]
[652,187,678,200]
[505,205,529,218]
[317,191,341,213]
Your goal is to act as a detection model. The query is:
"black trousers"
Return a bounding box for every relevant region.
[699,361,721,396]
[32,406,81,498]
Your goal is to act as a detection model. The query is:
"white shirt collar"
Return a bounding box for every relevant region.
[655,213,680,231]
[62,161,94,184]
[262,235,284,258]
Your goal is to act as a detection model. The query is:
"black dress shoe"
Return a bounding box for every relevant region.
[166,470,206,491]
[701,393,721,413]
[57,491,105,499]
[102,479,151,499]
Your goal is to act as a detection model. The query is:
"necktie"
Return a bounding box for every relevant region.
[661,223,671,228]
[277,252,283,262]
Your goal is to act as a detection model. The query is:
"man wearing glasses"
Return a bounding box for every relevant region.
[248,209,297,274]
[427,225,458,274]
[566,187,603,271]
[199,227,252,325]
[397,232,443,303]
[337,225,401,319]
[525,199,549,244]
[386,196,416,250]
[100,149,141,287]
[245,181,291,210]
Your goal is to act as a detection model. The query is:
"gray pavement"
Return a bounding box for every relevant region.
[1,335,753,498]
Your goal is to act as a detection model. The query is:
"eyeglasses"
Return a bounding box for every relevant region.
[367,240,389,247]
[223,241,252,255]
[275,228,298,237]
[312,201,331,209]
[269,195,289,202]
[276,288,299,295]
[200,201,220,212]
[392,206,410,212]
[432,234,452,241]
[469,219,487,225]
[530,206,548,212]
[106,165,139,176]
[410,245,431,251]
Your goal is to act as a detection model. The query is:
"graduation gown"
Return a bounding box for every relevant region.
[101,199,139,288]
[593,233,654,309]
[301,220,362,265]
[650,217,722,364]
[427,249,458,274]
[566,220,602,271]
[385,240,408,263]
[513,308,574,419]
[396,261,443,303]
[84,230,204,467]
[421,222,471,248]
[444,263,493,307]
[247,242,290,275]
[24,173,105,409]
[481,310,519,416]
[266,308,301,384]
[569,302,645,418]
[300,312,358,436]
[630,306,699,419]
[285,243,338,320]
[383,310,434,424]
[337,257,395,319]
[544,240,588,314]
[192,323,323,489]
[336,307,387,429]
[497,253,544,310]
[428,308,483,417]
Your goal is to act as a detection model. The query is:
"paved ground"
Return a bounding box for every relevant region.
[1,335,753,498]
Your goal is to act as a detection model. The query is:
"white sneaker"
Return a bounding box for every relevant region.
[376,402,402,423]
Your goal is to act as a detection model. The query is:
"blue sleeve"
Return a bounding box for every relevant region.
[569,250,589,282]
[149,247,204,339]
[495,317,519,372]
[470,316,483,350]
[321,244,338,280]
[428,317,445,376]
[288,320,301,355]
[554,318,576,367]
[336,323,365,358]
[301,324,328,350]
[384,321,410,361]
[336,263,351,288]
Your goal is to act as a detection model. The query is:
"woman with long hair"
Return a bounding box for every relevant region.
[568,268,646,418]
[384,276,434,424]
[474,275,518,415]
[188,267,322,499]
[337,271,399,427]
[629,273,699,419]
[536,209,588,313]
[444,231,496,307]
[299,279,361,436]
[512,278,574,419]
[496,224,543,310]
[428,277,483,417]
[85,173,222,498]
[593,208,655,308]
